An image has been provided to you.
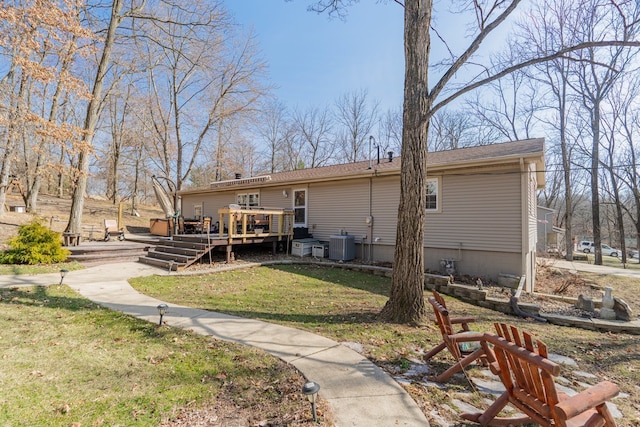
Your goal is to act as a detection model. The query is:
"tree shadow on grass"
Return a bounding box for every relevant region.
[263,263,391,297]
[201,307,383,326]
[1,284,103,312]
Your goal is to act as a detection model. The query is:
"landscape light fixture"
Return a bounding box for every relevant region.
[157,303,168,326]
[59,269,68,285]
[168,260,174,274]
[302,381,320,422]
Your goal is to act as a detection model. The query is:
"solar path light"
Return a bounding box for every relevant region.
[157,303,168,326]
[59,269,69,285]
[302,381,320,422]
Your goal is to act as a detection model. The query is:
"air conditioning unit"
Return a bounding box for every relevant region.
[329,235,355,261]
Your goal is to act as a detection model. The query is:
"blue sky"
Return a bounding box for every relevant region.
[223,1,406,112]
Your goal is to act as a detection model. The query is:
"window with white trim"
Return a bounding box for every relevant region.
[293,189,307,226]
[193,205,202,220]
[426,178,439,211]
[237,192,260,208]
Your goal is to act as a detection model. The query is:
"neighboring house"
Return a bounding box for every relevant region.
[179,138,545,291]
[537,206,565,255]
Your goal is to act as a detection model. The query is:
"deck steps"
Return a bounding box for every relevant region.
[67,241,151,265]
[137,234,218,271]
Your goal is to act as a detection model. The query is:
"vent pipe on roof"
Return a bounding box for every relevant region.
[235,173,242,179]
[388,151,393,162]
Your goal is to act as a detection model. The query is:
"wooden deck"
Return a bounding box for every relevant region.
[138,207,294,271]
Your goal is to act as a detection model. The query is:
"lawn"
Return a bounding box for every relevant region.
[131,263,640,426]
[0,284,328,426]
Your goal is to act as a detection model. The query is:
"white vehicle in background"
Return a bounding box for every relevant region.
[580,241,619,257]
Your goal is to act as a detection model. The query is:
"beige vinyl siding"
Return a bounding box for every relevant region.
[182,193,235,219]
[371,176,401,245]
[260,187,290,209]
[260,187,291,231]
[307,179,370,241]
[425,171,522,252]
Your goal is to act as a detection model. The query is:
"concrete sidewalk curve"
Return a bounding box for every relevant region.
[0,263,429,427]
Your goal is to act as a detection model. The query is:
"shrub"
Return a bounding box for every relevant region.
[0,220,70,264]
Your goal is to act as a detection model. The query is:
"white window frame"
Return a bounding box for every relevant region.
[293,188,307,227]
[193,205,203,220]
[426,177,440,213]
[236,192,260,208]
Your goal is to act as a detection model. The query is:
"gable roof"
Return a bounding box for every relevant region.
[180,138,544,195]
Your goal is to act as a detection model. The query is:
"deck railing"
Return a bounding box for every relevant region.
[217,206,294,243]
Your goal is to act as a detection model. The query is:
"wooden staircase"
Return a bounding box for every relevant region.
[67,241,151,265]
[138,235,219,271]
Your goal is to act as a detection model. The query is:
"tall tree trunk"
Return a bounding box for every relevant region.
[66,0,124,233]
[591,102,602,265]
[559,77,573,261]
[0,72,27,215]
[380,0,431,323]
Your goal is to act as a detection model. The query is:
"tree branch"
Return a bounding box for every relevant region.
[432,39,640,115]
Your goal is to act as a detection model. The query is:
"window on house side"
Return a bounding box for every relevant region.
[293,189,306,226]
[237,192,260,208]
[426,178,438,211]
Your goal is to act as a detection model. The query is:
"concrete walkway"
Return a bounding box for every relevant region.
[549,258,640,279]
[0,263,429,427]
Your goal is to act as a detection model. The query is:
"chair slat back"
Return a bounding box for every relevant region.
[486,323,562,425]
[428,292,461,358]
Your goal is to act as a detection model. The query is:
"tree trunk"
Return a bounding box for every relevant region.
[591,102,602,265]
[66,0,123,233]
[559,78,573,261]
[0,72,27,215]
[380,0,431,324]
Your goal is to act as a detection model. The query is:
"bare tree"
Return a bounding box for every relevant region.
[565,0,639,264]
[465,66,539,142]
[524,0,579,260]
[428,109,473,151]
[255,100,291,173]
[377,106,402,158]
[66,0,134,234]
[292,105,334,168]
[334,89,379,162]
[138,1,267,199]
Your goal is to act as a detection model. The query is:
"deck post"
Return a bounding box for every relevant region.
[226,245,232,263]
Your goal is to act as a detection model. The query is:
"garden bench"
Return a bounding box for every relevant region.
[462,322,619,427]
[426,291,492,382]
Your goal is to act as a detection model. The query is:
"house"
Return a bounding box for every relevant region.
[537,206,565,255]
[179,138,545,291]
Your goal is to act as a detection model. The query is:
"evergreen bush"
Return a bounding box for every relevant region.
[0,220,70,264]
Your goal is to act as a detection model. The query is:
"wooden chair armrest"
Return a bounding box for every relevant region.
[554,381,619,421]
[450,316,475,325]
[449,331,484,343]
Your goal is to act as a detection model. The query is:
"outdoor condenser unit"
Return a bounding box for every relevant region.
[329,235,355,261]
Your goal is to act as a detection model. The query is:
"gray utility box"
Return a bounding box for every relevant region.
[329,235,355,261]
[292,238,319,257]
[312,242,329,258]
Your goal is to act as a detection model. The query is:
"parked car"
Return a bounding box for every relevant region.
[580,241,619,257]
[629,250,639,259]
